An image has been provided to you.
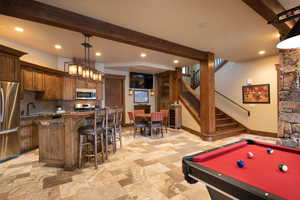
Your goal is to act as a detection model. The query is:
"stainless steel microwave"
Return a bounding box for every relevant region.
[76,88,96,100]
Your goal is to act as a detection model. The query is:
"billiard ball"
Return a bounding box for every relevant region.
[247,152,254,159]
[267,148,274,154]
[236,160,245,168]
[279,164,288,172]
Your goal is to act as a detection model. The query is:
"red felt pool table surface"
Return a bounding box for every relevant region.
[192,141,300,200]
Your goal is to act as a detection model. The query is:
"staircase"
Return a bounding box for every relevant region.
[179,59,248,140]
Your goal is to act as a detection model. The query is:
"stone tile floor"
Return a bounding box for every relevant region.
[0,129,278,200]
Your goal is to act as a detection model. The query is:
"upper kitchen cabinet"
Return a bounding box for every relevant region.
[76,79,97,89]
[62,76,75,100]
[21,69,45,92]
[37,74,63,100]
[0,45,26,82]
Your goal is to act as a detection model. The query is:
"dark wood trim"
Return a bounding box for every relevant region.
[179,96,201,126]
[0,0,208,61]
[241,0,293,36]
[247,129,278,138]
[0,44,26,57]
[182,126,201,136]
[200,53,216,136]
[21,61,65,76]
[215,60,228,72]
[104,74,126,80]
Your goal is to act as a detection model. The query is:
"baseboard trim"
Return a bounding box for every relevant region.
[247,129,278,138]
[182,126,201,136]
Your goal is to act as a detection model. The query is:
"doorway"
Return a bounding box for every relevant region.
[105,74,125,123]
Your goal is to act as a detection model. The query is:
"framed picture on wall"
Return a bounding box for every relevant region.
[242,84,270,104]
[133,90,149,103]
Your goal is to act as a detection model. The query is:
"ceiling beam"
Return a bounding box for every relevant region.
[241,0,294,36]
[0,0,208,61]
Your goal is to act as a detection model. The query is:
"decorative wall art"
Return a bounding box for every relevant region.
[242,84,270,104]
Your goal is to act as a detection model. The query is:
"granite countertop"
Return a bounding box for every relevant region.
[20,112,64,120]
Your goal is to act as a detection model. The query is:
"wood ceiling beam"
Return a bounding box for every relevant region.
[0,0,208,61]
[241,0,294,36]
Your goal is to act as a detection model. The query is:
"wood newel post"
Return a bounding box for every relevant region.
[174,68,181,103]
[200,53,216,137]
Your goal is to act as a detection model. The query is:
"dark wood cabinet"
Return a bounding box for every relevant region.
[169,104,182,129]
[157,71,176,111]
[76,79,97,89]
[22,69,44,91]
[0,45,26,82]
[38,74,62,100]
[34,71,44,91]
[63,76,75,100]
[20,119,39,153]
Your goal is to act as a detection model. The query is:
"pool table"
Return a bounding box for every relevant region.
[182,139,300,200]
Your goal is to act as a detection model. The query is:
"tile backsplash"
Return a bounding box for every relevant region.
[21,91,59,114]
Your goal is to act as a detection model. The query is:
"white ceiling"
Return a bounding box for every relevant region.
[0,15,197,74]
[279,0,300,9]
[35,0,281,61]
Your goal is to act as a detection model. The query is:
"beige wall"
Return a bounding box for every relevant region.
[215,56,278,133]
[179,101,201,132]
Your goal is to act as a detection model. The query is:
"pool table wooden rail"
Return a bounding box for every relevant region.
[182,139,283,200]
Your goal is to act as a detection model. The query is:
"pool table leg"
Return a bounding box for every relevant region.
[206,186,235,200]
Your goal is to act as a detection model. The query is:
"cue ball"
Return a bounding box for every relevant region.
[279,164,288,172]
[267,148,274,154]
[237,160,245,168]
[247,152,254,159]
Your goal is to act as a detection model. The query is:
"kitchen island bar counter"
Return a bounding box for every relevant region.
[38,111,95,170]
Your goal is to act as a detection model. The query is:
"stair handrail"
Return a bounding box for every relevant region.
[181,79,200,101]
[215,90,250,117]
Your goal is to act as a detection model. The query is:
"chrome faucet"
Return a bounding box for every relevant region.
[26,102,36,116]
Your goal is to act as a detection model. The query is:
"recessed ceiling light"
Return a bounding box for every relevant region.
[258,50,266,55]
[54,44,62,49]
[140,53,147,58]
[173,60,179,64]
[14,27,24,32]
[95,52,102,56]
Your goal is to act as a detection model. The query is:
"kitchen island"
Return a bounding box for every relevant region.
[38,111,94,170]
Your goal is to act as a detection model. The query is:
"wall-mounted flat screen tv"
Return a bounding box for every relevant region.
[134,90,149,103]
[130,72,153,89]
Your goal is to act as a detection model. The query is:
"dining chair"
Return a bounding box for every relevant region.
[150,112,164,138]
[160,109,169,134]
[128,111,146,138]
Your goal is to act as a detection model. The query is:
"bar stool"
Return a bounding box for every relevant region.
[160,109,169,134]
[103,108,116,158]
[114,108,123,149]
[78,109,105,169]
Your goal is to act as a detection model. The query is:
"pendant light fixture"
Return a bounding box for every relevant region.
[269,6,300,49]
[64,34,103,81]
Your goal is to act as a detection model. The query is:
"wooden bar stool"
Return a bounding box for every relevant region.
[78,109,105,169]
[104,108,116,158]
[114,108,123,149]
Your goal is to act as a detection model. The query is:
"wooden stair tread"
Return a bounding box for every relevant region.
[216,127,245,134]
[216,117,232,121]
[216,122,237,128]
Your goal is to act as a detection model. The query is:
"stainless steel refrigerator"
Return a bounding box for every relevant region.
[0,81,20,162]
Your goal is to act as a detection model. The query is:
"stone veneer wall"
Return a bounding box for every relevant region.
[278,49,300,137]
